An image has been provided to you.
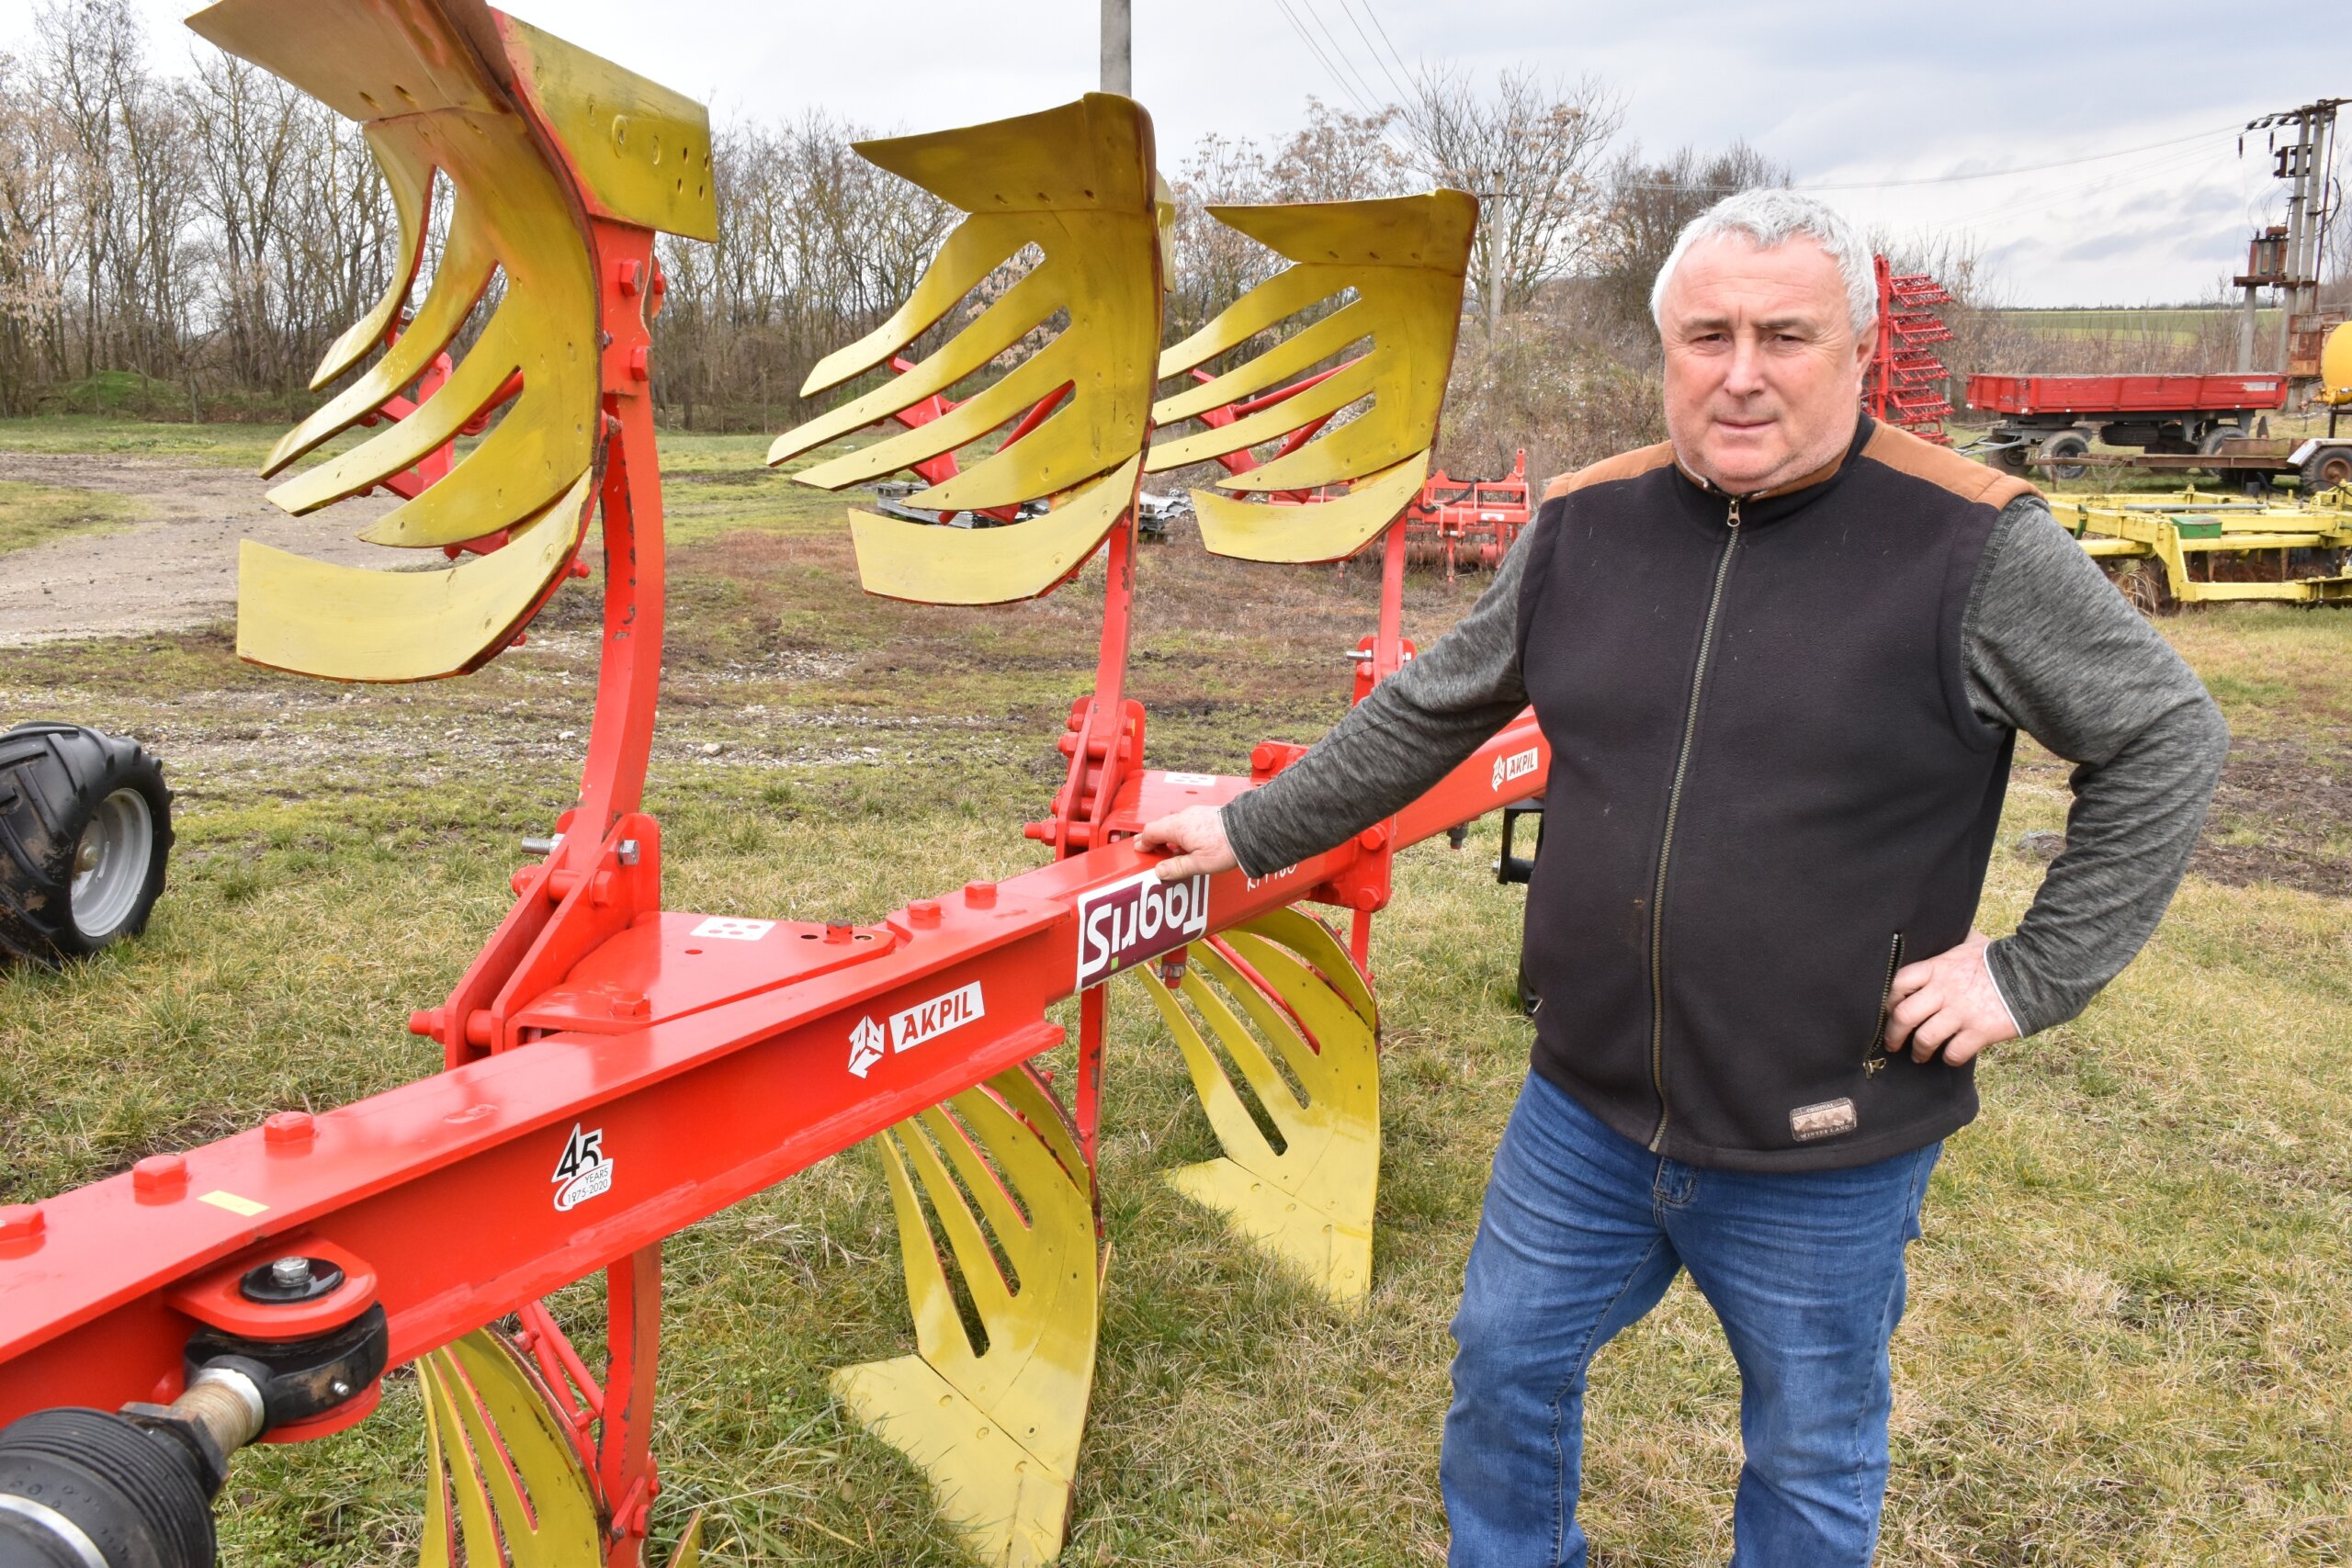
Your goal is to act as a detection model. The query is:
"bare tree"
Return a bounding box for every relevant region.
[0,51,74,412]
[1396,66,1623,322]
[1163,99,1408,352]
[1589,141,1787,355]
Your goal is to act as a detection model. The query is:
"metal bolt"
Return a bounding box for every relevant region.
[330,1380,352,1399]
[270,1257,312,1291]
[616,839,641,866]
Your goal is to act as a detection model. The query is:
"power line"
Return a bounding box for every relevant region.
[1350,0,1418,94]
[1270,0,1380,122]
[1334,0,1414,107]
[1294,0,1391,119]
[1805,122,2241,192]
[1612,121,2242,197]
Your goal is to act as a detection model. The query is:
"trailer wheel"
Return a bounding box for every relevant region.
[0,723,174,965]
[1987,440,2031,476]
[2301,445,2352,495]
[2039,432,2091,482]
[2196,426,2236,478]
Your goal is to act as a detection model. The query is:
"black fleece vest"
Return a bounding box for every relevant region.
[1517,417,2034,1171]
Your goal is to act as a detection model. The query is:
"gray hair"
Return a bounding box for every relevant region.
[1648,188,1877,337]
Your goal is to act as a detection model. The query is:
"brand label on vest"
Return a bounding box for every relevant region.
[1789,1099,1858,1142]
[1491,747,1539,792]
[1076,868,1210,988]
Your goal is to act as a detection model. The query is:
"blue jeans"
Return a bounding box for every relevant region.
[1442,1073,1939,1567]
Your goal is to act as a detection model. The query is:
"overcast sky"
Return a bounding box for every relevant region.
[6,1,2340,307]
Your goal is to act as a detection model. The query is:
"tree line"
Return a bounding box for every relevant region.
[6,0,2307,483]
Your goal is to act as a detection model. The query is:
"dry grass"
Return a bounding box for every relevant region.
[0,478,143,556]
[2,424,2349,1565]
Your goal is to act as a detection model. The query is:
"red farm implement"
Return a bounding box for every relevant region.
[1401,451,1532,580]
[0,7,1543,1568]
[1864,255,1956,445]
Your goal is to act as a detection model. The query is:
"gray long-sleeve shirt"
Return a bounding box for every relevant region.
[1220,494,2231,1037]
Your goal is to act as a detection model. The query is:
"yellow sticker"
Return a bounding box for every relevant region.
[198,1190,268,1217]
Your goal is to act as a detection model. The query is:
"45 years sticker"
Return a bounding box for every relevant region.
[552,1122,614,1212]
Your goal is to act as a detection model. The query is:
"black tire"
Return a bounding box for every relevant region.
[2039,432,2091,482]
[2197,426,2237,479]
[1515,953,1539,1018]
[1987,441,2032,476]
[2300,445,2352,495]
[0,723,173,965]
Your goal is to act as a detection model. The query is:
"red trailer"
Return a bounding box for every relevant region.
[1968,371,2290,478]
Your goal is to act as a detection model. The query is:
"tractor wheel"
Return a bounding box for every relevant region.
[2039,432,2091,482]
[0,723,173,965]
[2301,445,2352,496]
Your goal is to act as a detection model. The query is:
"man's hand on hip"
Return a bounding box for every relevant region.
[1136,805,1238,881]
[1883,930,2019,1065]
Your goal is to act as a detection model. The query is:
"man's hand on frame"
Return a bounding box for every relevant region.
[1136,805,1238,882]
[1883,929,2020,1066]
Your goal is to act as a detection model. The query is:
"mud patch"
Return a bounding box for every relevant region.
[2192,733,2352,898]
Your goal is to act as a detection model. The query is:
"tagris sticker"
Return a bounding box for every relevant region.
[552,1122,613,1212]
[1076,868,1210,989]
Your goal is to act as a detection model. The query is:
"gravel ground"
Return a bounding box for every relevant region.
[0,449,395,645]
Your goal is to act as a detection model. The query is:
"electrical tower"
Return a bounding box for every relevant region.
[2236,99,2344,381]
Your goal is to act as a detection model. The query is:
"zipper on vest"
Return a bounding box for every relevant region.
[1866,932,1906,1072]
[1646,495,1743,1153]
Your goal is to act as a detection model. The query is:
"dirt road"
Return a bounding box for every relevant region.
[0,450,394,645]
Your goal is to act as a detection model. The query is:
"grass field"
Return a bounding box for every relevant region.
[2,420,2349,1566]
[1989,307,2278,349]
[0,479,145,555]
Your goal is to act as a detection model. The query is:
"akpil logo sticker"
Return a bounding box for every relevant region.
[551,1123,613,1212]
[847,1016,887,1078]
[847,982,987,1078]
[890,982,984,1054]
[1491,746,1539,792]
[1076,867,1210,988]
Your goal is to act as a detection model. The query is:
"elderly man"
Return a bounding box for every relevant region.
[1137,189,2228,1565]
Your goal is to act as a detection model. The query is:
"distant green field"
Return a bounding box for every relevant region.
[1993,307,2280,347]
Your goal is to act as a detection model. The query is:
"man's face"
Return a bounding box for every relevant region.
[1657,233,1872,494]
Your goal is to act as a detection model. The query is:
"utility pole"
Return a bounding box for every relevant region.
[1101,0,1131,95]
[2242,99,2344,379]
[1483,175,1507,338]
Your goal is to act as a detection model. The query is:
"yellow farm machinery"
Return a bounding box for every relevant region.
[2060,489,2352,611]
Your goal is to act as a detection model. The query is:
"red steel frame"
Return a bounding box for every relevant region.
[1864,254,1956,444]
[0,126,1552,1568]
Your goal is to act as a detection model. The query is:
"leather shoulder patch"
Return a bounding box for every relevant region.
[1861,422,2041,510]
[1543,442,1676,502]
